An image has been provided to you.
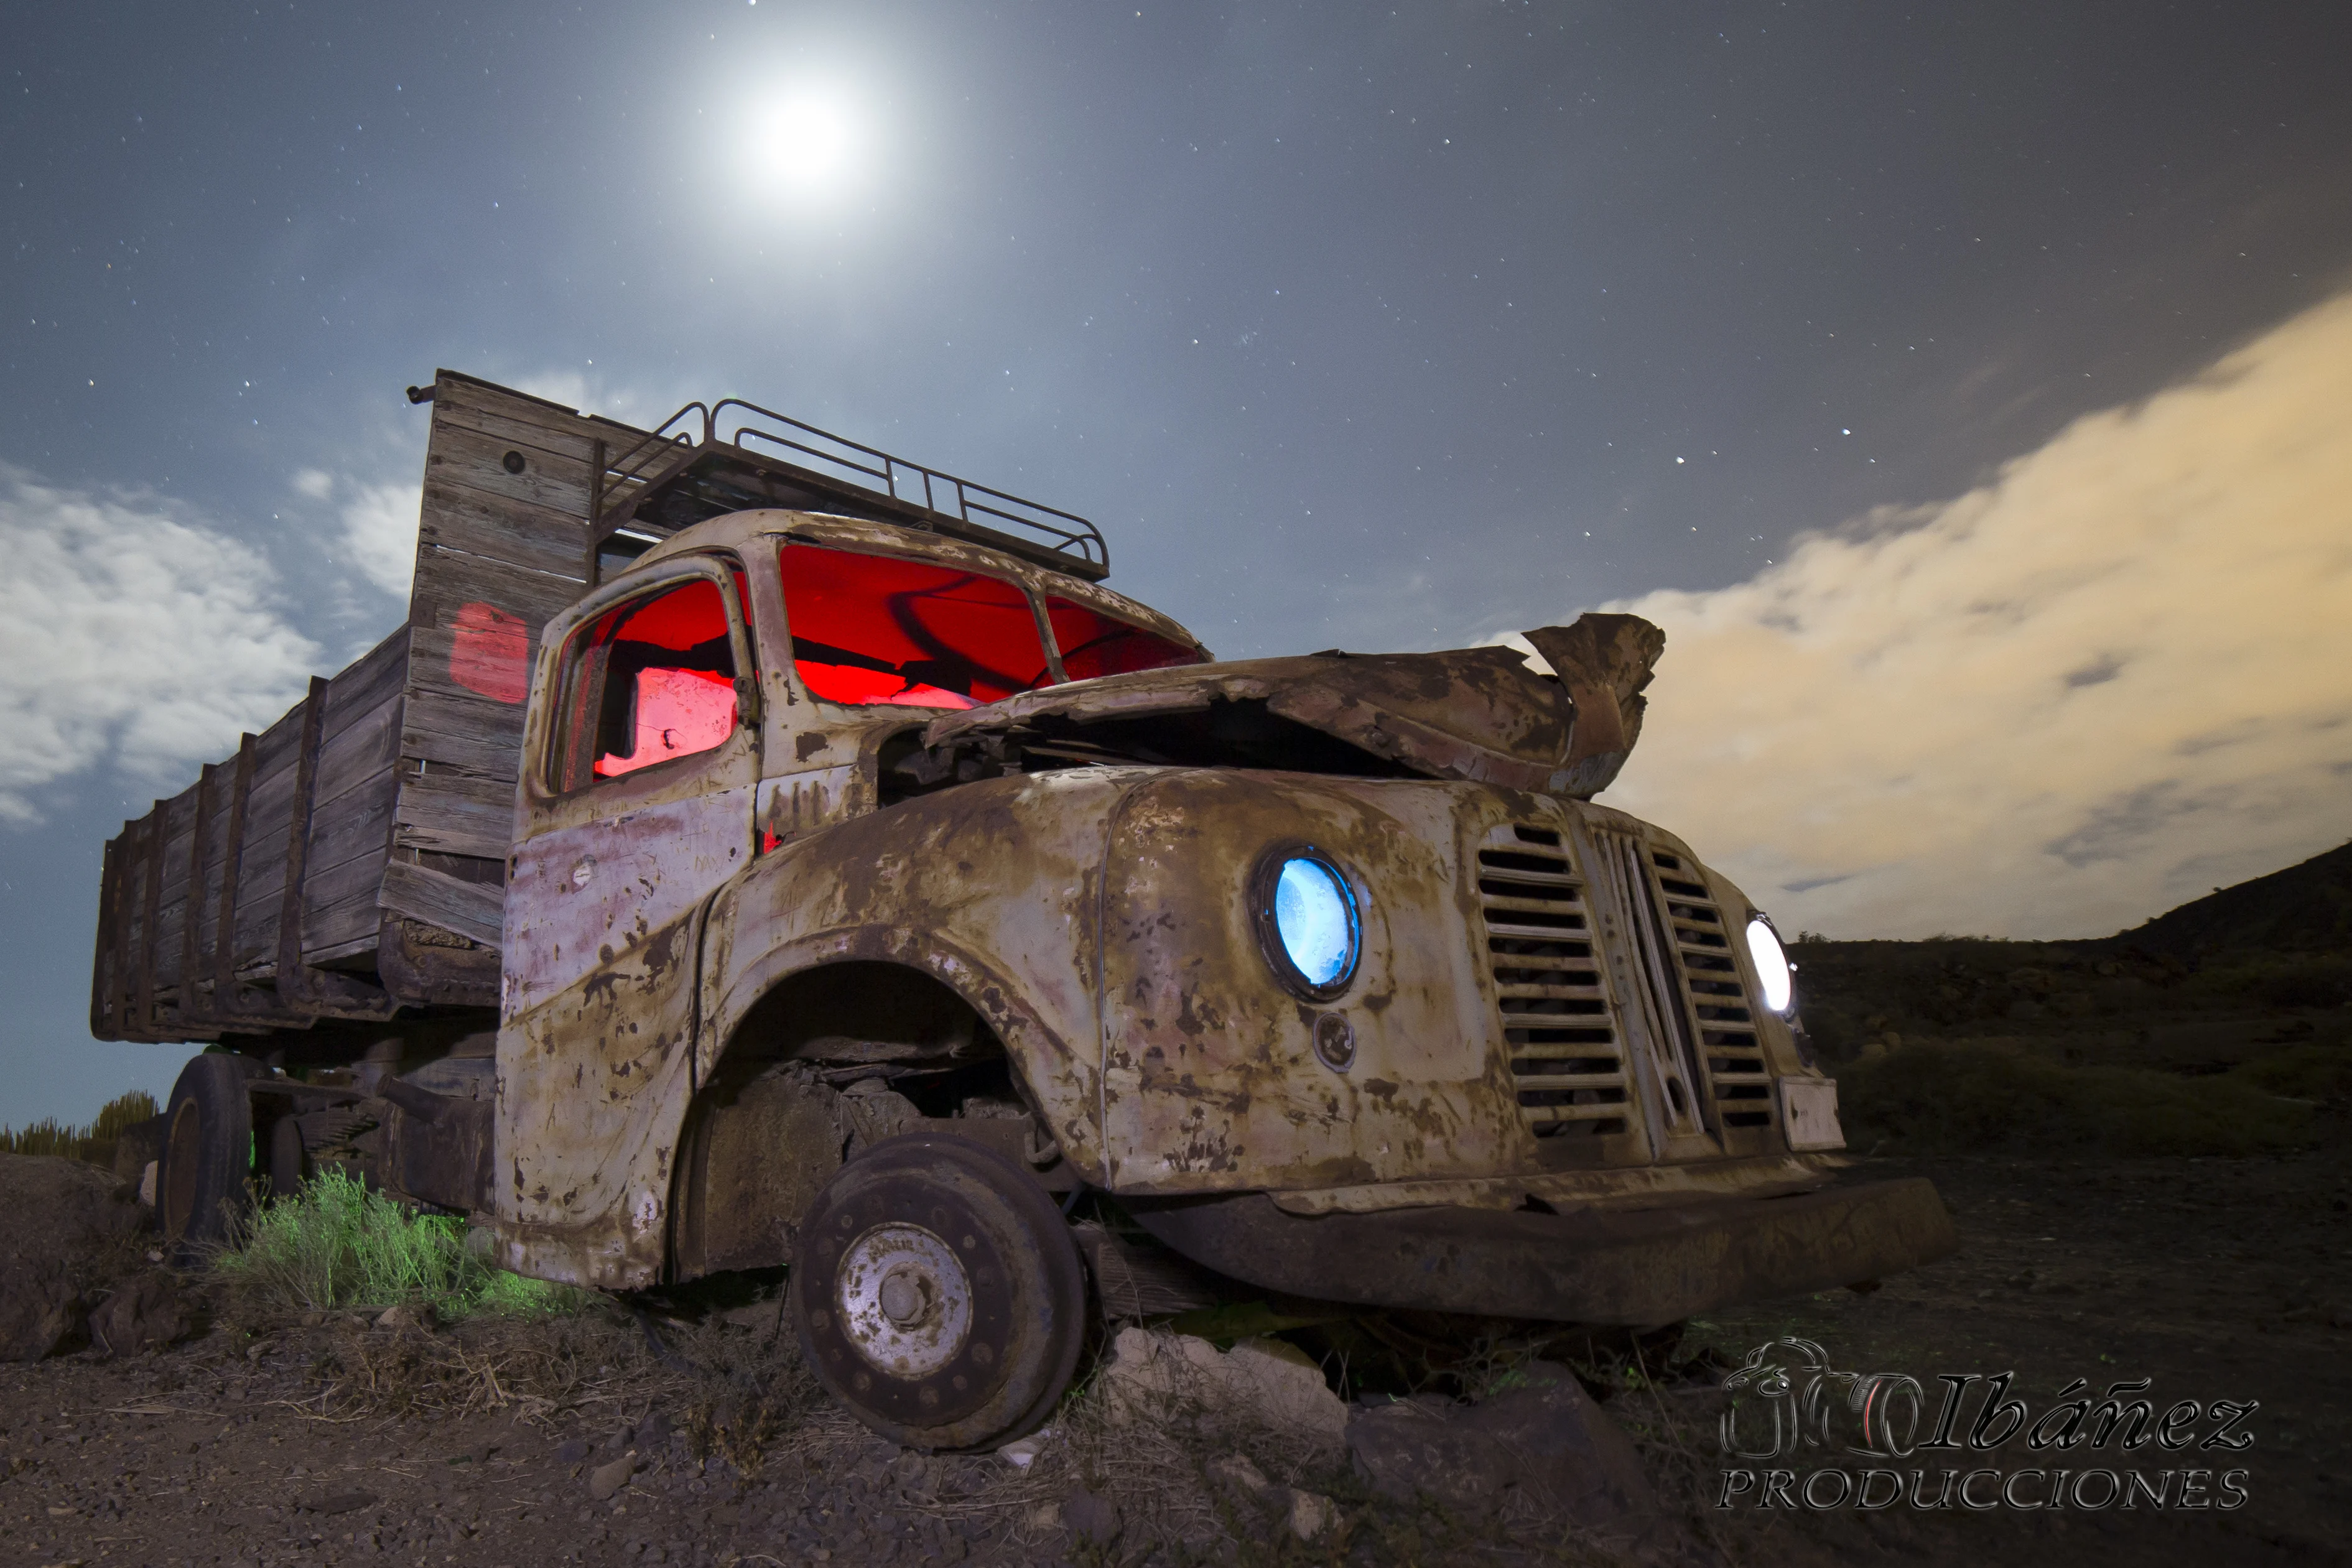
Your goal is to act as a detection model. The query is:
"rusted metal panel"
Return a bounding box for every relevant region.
[1094,771,1522,1194]
[1128,1177,1958,1325]
[922,611,1663,800]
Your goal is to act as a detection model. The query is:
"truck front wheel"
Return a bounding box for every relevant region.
[790,1133,1084,1452]
[159,1053,256,1262]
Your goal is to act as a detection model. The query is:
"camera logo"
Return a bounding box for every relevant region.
[1719,1336,1925,1460]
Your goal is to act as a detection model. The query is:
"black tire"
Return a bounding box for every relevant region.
[790,1133,1085,1452]
[264,1113,308,1202]
[159,1053,256,1261]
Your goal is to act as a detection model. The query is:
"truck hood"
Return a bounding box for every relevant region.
[923,612,1665,798]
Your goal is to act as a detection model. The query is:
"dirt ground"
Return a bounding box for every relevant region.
[5,1135,2346,1568]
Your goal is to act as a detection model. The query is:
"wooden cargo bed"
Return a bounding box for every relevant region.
[90,374,656,1044]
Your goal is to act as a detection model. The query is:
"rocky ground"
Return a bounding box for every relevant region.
[5,1134,2349,1568]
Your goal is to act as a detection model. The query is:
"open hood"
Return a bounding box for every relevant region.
[921,613,1665,799]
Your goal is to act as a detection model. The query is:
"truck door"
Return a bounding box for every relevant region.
[496,555,761,1282]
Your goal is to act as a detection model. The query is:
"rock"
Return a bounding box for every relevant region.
[1347,1363,1655,1523]
[1283,1488,1339,1541]
[555,1437,592,1464]
[1205,1453,1271,1495]
[588,1452,639,1501]
[995,1429,1054,1470]
[88,1269,191,1357]
[1062,1485,1120,1544]
[375,1302,437,1332]
[1099,1327,1347,1450]
[111,1115,168,1185]
[0,1153,144,1361]
[304,1488,379,1515]
[137,1161,159,1208]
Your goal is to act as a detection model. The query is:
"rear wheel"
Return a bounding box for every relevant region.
[159,1054,256,1261]
[790,1133,1085,1452]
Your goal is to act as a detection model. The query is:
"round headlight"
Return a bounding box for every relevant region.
[1744,916,1795,1014]
[1252,848,1360,998]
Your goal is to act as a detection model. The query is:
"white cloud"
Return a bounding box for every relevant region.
[0,465,320,822]
[337,480,422,600]
[290,468,335,501]
[1596,292,2352,939]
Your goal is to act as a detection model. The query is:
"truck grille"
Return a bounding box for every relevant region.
[1476,823,1629,1138]
[1645,850,1775,1130]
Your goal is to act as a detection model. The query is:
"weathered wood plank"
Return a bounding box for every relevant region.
[312,694,405,810]
[425,422,595,517]
[320,628,411,741]
[303,764,398,884]
[302,851,396,955]
[407,545,585,638]
[208,735,257,1016]
[135,809,166,1032]
[427,396,649,473]
[90,842,123,1034]
[402,687,528,779]
[393,782,514,861]
[277,679,330,983]
[418,478,595,581]
[432,375,653,447]
[407,619,539,714]
[378,860,505,949]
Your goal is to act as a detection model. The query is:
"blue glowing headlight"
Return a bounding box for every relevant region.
[1253,848,1360,998]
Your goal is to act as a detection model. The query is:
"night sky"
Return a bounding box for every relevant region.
[6,2,2350,1125]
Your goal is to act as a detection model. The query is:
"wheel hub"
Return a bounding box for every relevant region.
[835,1223,974,1379]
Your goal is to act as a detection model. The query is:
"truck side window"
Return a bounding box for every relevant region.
[1044,596,1206,681]
[553,578,740,791]
[779,542,1051,710]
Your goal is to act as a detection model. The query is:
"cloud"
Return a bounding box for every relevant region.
[1595,292,2352,939]
[337,480,422,600]
[288,468,421,600]
[0,465,319,822]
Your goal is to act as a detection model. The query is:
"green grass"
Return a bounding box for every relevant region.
[1834,1039,2317,1157]
[0,1090,158,1165]
[214,1166,595,1320]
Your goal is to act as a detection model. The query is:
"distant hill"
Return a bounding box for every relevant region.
[2099,840,2352,958]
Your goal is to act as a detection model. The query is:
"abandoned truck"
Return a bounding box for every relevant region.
[91,371,1954,1448]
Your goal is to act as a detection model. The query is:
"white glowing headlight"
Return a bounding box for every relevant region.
[1744,916,1795,1014]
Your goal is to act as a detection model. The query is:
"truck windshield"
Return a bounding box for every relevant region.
[1044,595,1205,681]
[780,542,1053,710]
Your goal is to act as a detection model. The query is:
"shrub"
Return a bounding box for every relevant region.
[2227,1042,2352,1104]
[213,1166,593,1320]
[1836,1041,2314,1157]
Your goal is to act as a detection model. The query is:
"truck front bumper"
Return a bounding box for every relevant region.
[1127,1176,1957,1325]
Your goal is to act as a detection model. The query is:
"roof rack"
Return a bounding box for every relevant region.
[589,397,1110,582]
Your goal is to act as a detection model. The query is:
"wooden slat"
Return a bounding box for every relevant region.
[402,687,527,779]
[379,860,505,949]
[418,478,596,581]
[175,764,218,1003]
[425,422,595,517]
[302,851,398,955]
[136,808,166,1034]
[393,777,514,861]
[319,628,411,741]
[208,734,258,1016]
[90,835,123,1037]
[432,376,652,450]
[275,679,330,990]
[304,764,399,884]
[407,545,585,637]
[312,693,405,810]
[407,621,541,711]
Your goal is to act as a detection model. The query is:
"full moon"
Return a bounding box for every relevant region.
[743,86,864,200]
